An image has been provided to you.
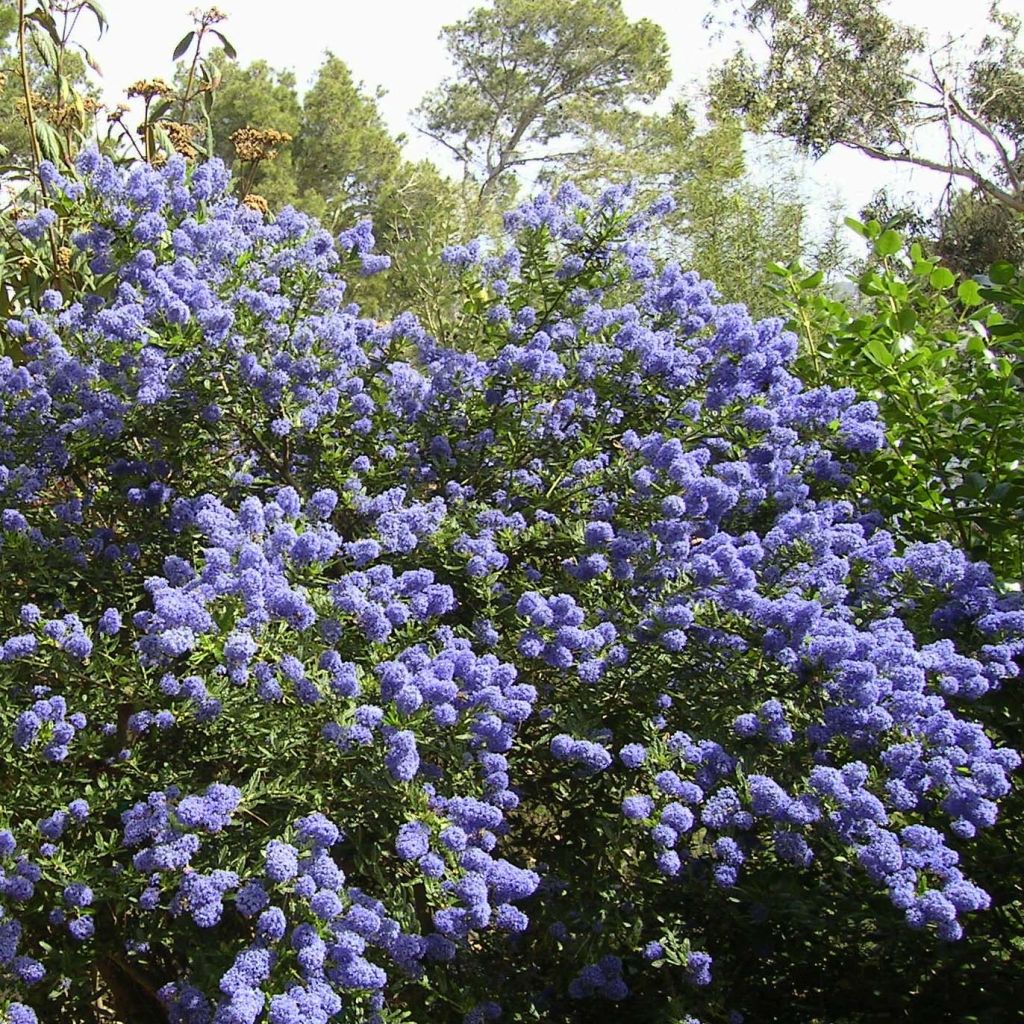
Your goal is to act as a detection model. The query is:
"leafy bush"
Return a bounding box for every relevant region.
[0,156,1022,1024]
[765,221,1024,1021]
[772,220,1024,584]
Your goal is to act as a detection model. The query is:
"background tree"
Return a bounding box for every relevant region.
[706,0,1024,215]
[291,54,461,317]
[854,183,1024,280]
[0,0,103,176]
[292,53,404,228]
[414,0,671,207]
[934,187,1024,276]
[670,114,812,315]
[175,49,302,210]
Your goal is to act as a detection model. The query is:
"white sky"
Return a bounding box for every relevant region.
[83,0,1022,237]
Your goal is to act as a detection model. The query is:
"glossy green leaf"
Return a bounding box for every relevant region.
[863,338,893,367]
[843,217,869,238]
[874,229,902,256]
[896,307,916,332]
[989,261,1016,285]
[957,279,982,306]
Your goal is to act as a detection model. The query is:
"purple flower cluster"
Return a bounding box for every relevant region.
[1,152,1020,1021]
[12,695,86,762]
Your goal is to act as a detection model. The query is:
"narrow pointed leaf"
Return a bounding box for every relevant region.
[172,30,195,61]
[210,29,237,60]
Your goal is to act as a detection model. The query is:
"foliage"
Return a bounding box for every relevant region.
[932,189,1024,278]
[858,184,1024,280]
[174,50,303,212]
[167,46,461,321]
[707,0,1024,215]
[670,120,809,317]
[771,219,1024,583]
[414,0,671,203]
[0,150,1021,1024]
[0,0,104,180]
[540,104,813,318]
[290,54,403,230]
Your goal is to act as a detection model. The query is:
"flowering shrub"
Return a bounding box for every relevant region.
[0,153,1021,1024]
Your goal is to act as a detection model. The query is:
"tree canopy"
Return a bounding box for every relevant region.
[415,0,671,202]
[706,0,1024,215]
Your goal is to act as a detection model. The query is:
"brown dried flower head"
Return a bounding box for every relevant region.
[28,96,88,131]
[242,193,270,215]
[230,127,293,163]
[157,120,200,160]
[127,79,174,101]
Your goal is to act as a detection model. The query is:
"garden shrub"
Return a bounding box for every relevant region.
[773,221,1024,585]
[0,153,1022,1024]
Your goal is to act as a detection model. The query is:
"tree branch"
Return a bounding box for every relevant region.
[414,125,473,168]
[945,87,1022,194]
[835,137,1024,212]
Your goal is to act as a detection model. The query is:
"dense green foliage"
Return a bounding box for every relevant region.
[775,220,1024,583]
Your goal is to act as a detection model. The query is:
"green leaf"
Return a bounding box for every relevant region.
[844,217,869,238]
[82,0,109,35]
[34,121,63,165]
[863,338,893,367]
[799,269,824,289]
[149,99,174,124]
[989,261,1016,285]
[989,322,1023,339]
[30,30,59,70]
[26,8,62,47]
[896,307,917,332]
[210,29,237,60]
[957,279,983,306]
[929,267,955,291]
[151,124,176,162]
[966,336,989,358]
[172,30,195,61]
[875,229,902,256]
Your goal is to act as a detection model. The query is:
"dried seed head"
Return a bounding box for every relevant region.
[242,193,270,216]
[158,120,200,160]
[127,79,174,101]
[230,127,292,163]
[191,6,228,26]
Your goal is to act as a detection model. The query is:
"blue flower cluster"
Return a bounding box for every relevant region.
[0,150,1020,1022]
